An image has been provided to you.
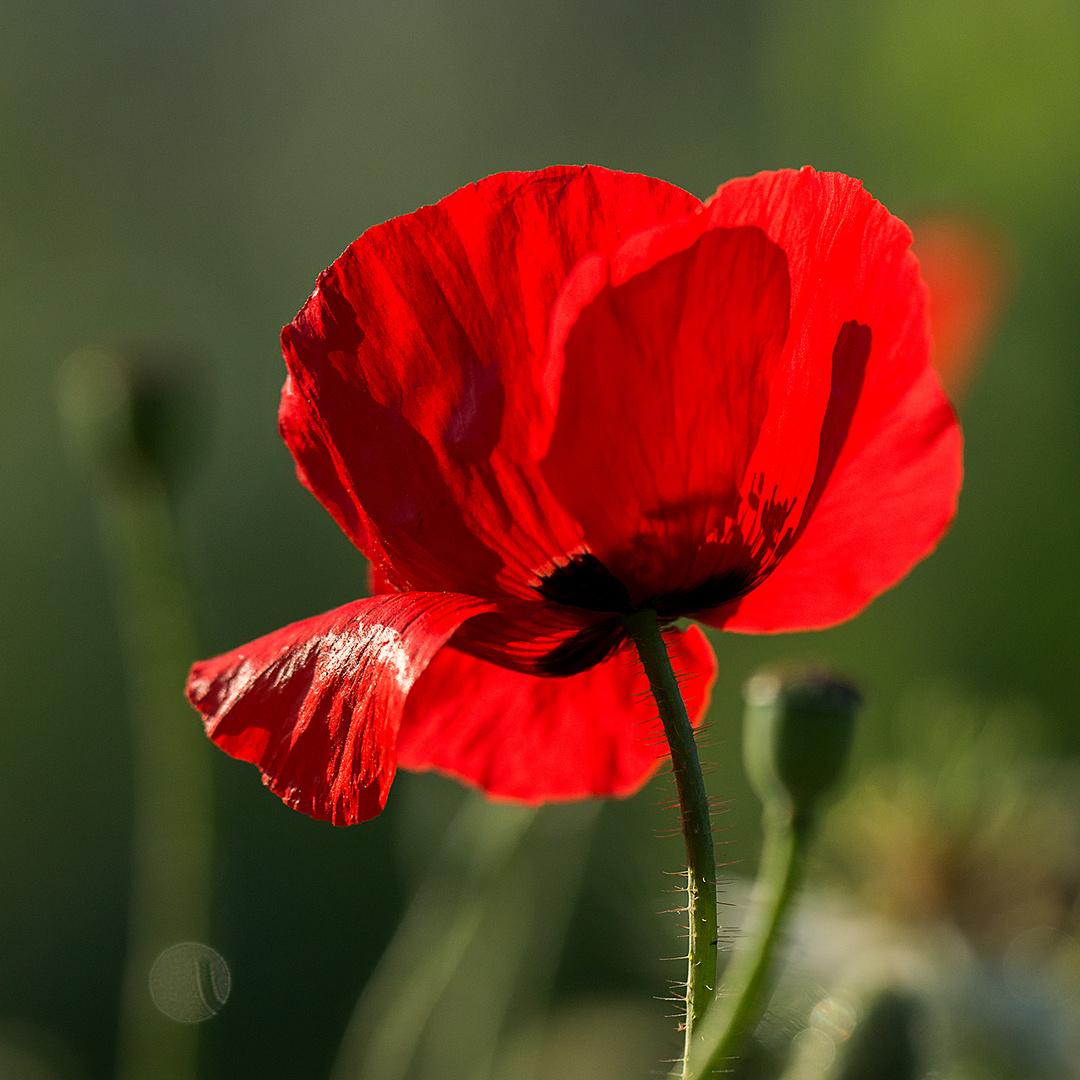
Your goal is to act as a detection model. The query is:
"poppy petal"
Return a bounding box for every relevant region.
[186,591,493,824]
[693,168,962,629]
[397,625,717,801]
[280,166,702,601]
[542,218,792,602]
[705,168,937,520]
[715,364,962,631]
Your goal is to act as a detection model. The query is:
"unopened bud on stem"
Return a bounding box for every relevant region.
[58,345,205,486]
[742,669,861,827]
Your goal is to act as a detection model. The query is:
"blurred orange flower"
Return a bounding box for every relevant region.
[913,217,1009,400]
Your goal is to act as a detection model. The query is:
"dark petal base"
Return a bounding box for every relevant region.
[534,557,756,676]
[533,616,626,676]
[536,552,633,613]
[652,568,754,620]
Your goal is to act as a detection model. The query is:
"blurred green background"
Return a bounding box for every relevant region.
[3,0,1080,1077]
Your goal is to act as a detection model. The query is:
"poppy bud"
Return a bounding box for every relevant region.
[58,345,205,488]
[742,669,861,825]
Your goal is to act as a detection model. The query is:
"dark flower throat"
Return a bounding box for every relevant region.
[534,553,751,676]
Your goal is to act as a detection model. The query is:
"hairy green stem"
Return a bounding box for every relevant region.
[624,609,717,1077]
[687,811,809,1079]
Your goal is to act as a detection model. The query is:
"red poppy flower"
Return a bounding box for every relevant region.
[911,216,1008,401]
[187,165,962,826]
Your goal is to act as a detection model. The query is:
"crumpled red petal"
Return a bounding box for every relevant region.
[185,592,493,824]
[396,625,717,801]
[280,166,701,602]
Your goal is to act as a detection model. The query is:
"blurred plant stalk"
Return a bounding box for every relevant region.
[333,794,598,1080]
[58,349,214,1080]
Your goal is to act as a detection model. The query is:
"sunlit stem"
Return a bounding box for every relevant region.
[624,608,717,1078]
[687,809,809,1079]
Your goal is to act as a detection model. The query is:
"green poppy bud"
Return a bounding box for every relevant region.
[58,345,206,488]
[742,669,861,826]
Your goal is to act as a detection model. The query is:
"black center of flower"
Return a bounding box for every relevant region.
[536,552,633,613]
[533,555,757,677]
